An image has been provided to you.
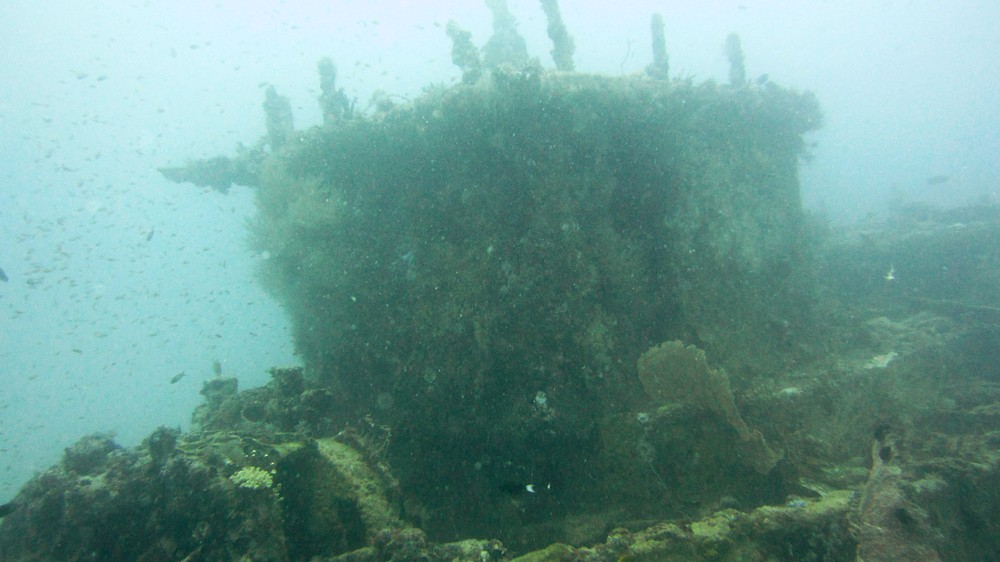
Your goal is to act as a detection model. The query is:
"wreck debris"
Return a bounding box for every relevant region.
[540,0,575,71]
[725,32,746,86]
[638,340,781,474]
[510,491,854,561]
[317,57,353,124]
[158,156,237,193]
[0,425,408,561]
[482,0,529,69]
[851,435,943,562]
[263,84,294,150]
[446,20,482,84]
[1,0,998,557]
[159,20,821,540]
[646,13,669,80]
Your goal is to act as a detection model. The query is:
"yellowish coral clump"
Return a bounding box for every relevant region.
[230,466,274,490]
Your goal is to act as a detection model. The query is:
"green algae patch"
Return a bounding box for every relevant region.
[510,542,575,562]
[314,437,401,533]
[752,489,853,532]
[691,510,736,544]
[276,437,402,560]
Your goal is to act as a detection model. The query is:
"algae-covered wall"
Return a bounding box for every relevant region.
[254,71,819,384]
[242,65,820,537]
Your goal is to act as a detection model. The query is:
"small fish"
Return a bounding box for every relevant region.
[170,372,186,384]
[0,266,7,282]
[145,229,155,242]
[499,481,550,495]
[926,174,950,185]
[212,360,223,377]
